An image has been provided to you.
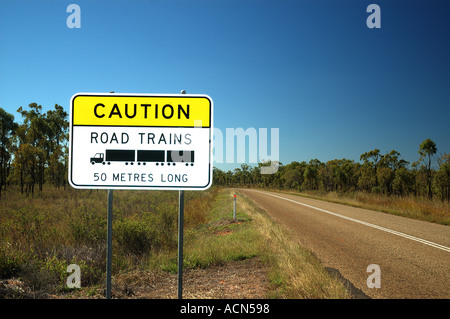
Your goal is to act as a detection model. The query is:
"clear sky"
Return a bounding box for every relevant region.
[1,0,449,171]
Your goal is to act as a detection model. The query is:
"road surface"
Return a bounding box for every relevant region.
[239,189,450,299]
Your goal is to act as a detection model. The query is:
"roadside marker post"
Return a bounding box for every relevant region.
[233,194,237,220]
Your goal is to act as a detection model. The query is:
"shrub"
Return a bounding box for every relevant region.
[0,247,25,278]
[115,219,155,256]
[115,204,177,256]
[69,205,106,246]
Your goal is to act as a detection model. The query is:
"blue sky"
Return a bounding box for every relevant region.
[1,0,449,171]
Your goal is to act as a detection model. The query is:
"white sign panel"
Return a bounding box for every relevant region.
[68,93,213,190]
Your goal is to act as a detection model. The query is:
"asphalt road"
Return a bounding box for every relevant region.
[239,189,450,299]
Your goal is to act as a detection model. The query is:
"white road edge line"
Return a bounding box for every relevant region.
[249,190,450,253]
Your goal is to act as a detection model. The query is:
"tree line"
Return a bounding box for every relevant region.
[213,139,450,202]
[1,104,449,202]
[0,103,68,198]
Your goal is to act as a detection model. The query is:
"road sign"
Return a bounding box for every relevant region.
[68,92,213,190]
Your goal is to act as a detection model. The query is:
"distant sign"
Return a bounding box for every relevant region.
[68,93,213,190]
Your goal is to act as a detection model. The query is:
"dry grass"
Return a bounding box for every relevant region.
[0,185,217,297]
[352,192,450,225]
[267,189,450,225]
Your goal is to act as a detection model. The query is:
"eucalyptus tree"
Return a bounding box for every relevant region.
[0,108,17,199]
[418,139,437,200]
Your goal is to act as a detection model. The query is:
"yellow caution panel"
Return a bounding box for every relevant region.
[71,94,211,127]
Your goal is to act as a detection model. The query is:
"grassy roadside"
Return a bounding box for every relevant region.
[230,189,352,299]
[145,187,261,273]
[0,186,351,299]
[138,187,351,298]
[171,188,351,299]
[256,188,450,226]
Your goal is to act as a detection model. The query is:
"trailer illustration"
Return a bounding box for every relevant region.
[137,150,165,164]
[167,150,194,166]
[90,149,194,166]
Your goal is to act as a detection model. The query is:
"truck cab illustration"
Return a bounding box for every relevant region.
[90,153,104,164]
[90,150,135,165]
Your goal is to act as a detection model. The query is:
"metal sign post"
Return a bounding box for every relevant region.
[106,189,113,299]
[105,91,115,300]
[177,189,185,299]
[177,89,186,299]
